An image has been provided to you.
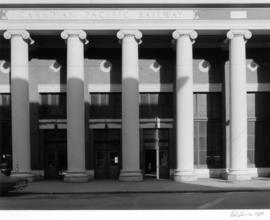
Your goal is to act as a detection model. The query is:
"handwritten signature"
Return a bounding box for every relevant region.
[230,211,264,218]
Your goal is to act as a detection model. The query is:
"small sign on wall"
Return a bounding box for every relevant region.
[230,11,247,19]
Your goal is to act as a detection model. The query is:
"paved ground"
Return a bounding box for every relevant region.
[1,178,270,210]
[1,191,270,209]
[17,177,270,194]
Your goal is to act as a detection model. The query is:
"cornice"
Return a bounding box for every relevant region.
[2,19,270,35]
[1,0,270,6]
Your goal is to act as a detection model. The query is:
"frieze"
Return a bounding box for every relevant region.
[0,9,199,20]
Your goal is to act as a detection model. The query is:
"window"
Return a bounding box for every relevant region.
[247,92,270,167]
[39,93,66,119]
[0,94,11,119]
[140,93,173,118]
[193,93,223,168]
[89,93,121,119]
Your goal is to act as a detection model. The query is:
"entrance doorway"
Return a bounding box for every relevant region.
[93,129,121,179]
[43,130,67,180]
[145,150,156,177]
[143,129,169,179]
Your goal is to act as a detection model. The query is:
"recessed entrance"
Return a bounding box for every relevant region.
[143,129,169,179]
[144,149,156,177]
[43,130,67,180]
[93,129,121,179]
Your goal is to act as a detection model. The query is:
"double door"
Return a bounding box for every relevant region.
[43,130,67,180]
[94,129,121,179]
[44,142,67,179]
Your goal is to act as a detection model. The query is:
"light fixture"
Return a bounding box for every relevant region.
[150,61,161,72]
[248,60,258,72]
[198,60,211,73]
[0,61,10,74]
[100,60,112,73]
[49,61,61,72]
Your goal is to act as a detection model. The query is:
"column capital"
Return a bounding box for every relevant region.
[61,30,89,44]
[116,30,142,40]
[172,30,198,40]
[227,30,252,40]
[4,30,34,44]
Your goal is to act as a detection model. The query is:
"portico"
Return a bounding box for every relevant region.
[0,1,270,182]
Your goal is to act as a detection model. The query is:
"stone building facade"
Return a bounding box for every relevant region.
[0,0,270,182]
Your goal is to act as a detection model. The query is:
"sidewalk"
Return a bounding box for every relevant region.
[19,177,270,194]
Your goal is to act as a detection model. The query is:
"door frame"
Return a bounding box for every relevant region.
[42,129,67,180]
[93,128,121,179]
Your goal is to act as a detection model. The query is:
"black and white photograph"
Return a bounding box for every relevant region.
[0,0,270,219]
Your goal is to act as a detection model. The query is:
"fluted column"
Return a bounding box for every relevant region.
[226,30,252,181]
[61,30,89,182]
[4,30,34,181]
[117,30,143,181]
[172,30,197,182]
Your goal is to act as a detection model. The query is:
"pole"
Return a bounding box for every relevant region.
[155,117,160,180]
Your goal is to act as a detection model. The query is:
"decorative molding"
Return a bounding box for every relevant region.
[139,83,173,92]
[36,83,225,93]
[1,9,198,21]
[88,84,121,93]
[28,83,270,93]
[193,83,222,92]
[88,118,173,129]
[3,29,35,44]
[226,29,252,40]
[88,83,173,92]
[246,83,270,92]
[61,29,88,44]
[172,29,198,40]
[39,118,174,129]
[38,84,66,93]
[8,83,269,94]
[1,19,270,33]
[4,29,29,39]
[117,30,143,41]
[1,0,270,5]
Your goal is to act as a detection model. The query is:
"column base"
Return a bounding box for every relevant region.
[119,170,143,182]
[174,170,197,182]
[64,172,90,183]
[11,171,35,182]
[226,170,251,181]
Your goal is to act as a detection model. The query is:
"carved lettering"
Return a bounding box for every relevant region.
[1,9,198,20]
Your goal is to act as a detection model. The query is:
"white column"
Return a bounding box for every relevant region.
[117,30,143,181]
[226,30,252,181]
[4,30,34,181]
[61,30,89,182]
[172,30,197,182]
